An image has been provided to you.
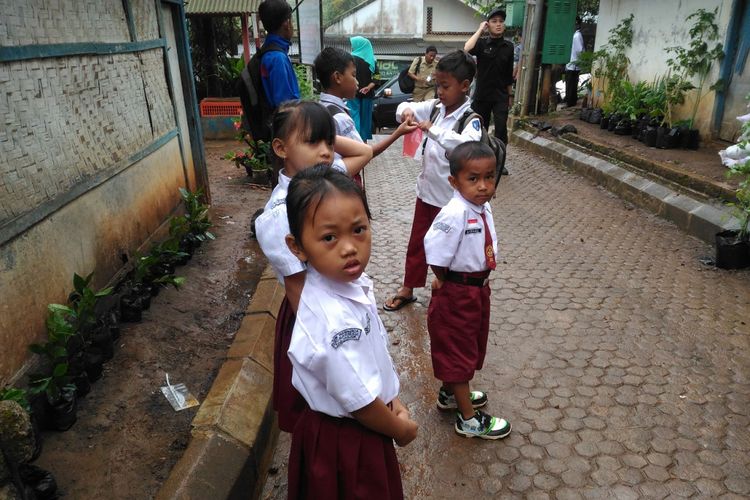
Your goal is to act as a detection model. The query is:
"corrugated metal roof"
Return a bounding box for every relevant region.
[185,0,259,15]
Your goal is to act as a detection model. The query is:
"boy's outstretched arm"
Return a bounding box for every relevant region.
[371,120,419,157]
[334,135,373,177]
[352,398,418,447]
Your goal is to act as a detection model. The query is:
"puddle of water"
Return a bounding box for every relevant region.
[225,240,266,305]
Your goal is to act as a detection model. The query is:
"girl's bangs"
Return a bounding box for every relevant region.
[298,102,336,144]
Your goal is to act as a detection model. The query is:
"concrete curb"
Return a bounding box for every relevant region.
[511,129,740,246]
[156,267,282,500]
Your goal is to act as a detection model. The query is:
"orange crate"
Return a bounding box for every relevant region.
[200,98,243,117]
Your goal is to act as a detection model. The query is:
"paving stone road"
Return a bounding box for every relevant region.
[262,137,750,499]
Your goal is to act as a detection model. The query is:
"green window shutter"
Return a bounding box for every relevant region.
[541,0,578,64]
[506,0,526,28]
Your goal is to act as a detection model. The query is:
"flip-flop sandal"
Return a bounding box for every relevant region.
[383,294,417,312]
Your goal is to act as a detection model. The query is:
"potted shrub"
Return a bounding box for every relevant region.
[223,138,272,185]
[590,15,634,131]
[717,102,750,269]
[642,77,667,146]
[657,73,693,148]
[665,8,724,150]
[180,187,215,245]
[28,306,79,431]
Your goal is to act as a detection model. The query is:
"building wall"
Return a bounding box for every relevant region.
[326,0,424,37]
[594,0,731,136]
[325,0,481,38]
[0,0,200,383]
[425,0,481,34]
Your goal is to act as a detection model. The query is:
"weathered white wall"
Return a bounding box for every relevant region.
[326,0,423,37]
[425,0,482,33]
[595,0,732,135]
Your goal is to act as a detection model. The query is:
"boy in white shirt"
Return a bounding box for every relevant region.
[384,50,483,311]
[424,141,511,439]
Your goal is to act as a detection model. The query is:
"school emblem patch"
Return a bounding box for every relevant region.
[433,222,452,233]
[330,328,362,349]
[472,119,481,131]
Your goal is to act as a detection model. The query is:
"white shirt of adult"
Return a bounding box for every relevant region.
[424,191,499,272]
[255,161,347,284]
[396,98,482,207]
[288,268,400,418]
[566,29,584,71]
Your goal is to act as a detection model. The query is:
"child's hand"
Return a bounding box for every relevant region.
[399,109,416,124]
[394,120,418,137]
[431,278,444,291]
[417,120,432,131]
[477,21,488,33]
[391,398,410,420]
[395,418,418,447]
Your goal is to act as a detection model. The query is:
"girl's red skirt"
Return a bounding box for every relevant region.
[274,297,307,432]
[287,407,403,499]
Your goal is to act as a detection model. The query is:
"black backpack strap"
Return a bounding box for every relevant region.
[455,110,482,133]
[416,56,422,74]
[421,101,440,155]
[325,103,348,117]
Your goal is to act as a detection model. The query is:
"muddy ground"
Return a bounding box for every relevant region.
[34,140,270,499]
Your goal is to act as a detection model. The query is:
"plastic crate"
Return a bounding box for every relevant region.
[199,98,243,117]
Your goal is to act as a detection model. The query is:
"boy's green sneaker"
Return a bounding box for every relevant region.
[437,388,488,410]
[455,410,511,440]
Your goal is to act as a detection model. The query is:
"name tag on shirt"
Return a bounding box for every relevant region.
[465,218,482,235]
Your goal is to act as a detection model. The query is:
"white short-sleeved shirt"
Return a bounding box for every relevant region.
[319,93,362,143]
[424,191,499,272]
[396,98,482,207]
[288,268,400,418]
[255,162,348,283]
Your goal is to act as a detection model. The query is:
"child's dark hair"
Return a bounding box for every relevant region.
[286,164,371,243]
[258,0,292,33]
[448,141,495,176]
[272,100,336,145]
[436,50,476,84]
[314,47,354,89]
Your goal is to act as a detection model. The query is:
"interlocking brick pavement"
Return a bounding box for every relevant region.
[261,138,750,499]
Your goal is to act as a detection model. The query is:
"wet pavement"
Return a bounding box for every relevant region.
[261,137,750,499]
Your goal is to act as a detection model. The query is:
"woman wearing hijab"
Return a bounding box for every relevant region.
[348,36,380,141]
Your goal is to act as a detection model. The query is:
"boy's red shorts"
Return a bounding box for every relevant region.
[427,279,491,383]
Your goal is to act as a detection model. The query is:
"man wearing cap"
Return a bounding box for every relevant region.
[464,7,514,167]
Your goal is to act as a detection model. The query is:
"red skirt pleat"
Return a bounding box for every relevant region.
[274,297,308,432]
[287,408,404,500]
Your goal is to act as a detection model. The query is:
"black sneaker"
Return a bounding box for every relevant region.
[455,410,511,440]
[437,388,488,410]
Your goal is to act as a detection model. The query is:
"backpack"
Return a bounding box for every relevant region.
[427,103,507,187]
[237,43,283,142]
[397,56,422,94]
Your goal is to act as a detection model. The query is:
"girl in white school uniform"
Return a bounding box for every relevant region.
[254,101,373,432]
[284,165,418,499]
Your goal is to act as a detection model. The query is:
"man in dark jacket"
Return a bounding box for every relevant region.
[464,7,514,152]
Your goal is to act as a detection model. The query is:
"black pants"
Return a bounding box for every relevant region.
[471,97,509,144]
[565,70,580,107]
